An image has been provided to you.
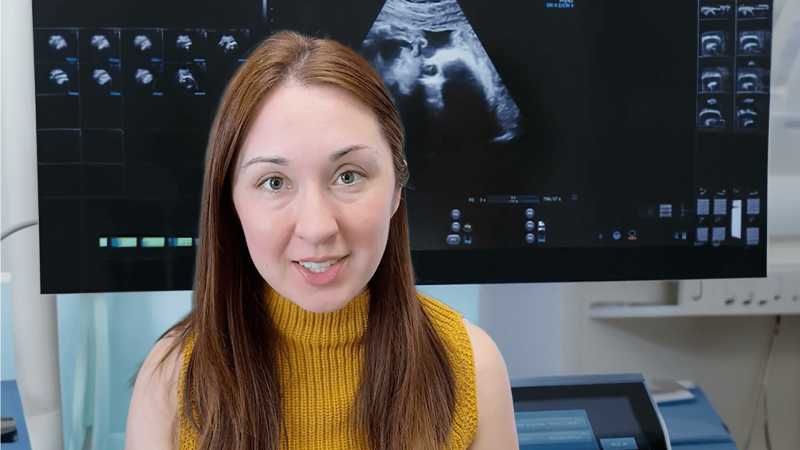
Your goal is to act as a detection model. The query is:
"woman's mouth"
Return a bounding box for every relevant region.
[296,257,342,273]
[293,256,348,285]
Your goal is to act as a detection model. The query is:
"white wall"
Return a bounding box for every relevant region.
[478,278,799,450]
[0,220,9,383]
[0,156,11,273]
[417,284,481,326]
[478,283,563,379]
[561,281,800,450]
[1,283,15,380]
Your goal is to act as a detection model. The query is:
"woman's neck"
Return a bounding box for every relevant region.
[266,288,370,345]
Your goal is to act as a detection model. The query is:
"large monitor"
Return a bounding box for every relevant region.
[32,0,772,293]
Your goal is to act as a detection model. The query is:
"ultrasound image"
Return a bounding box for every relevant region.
[81,63,121,94]
[80,30,120,61]
[51,68,70,85]
[176,34,192,51]
[738,2,771,18]
[738,30,771,55]
[49,34,68,51]
[34,30,78,61]
[700,67,731,92]
[134,68,154,85]
[736,98,759,128]
[217,34,239,53]
[361,0,521,145]
[36,62,79,93]
[737,64,769,92]
[700,4,731,18]
[93,69,112,85]
[164,29,206,61]
[175,67,199,90]
[122,30,163,63]
[700,31,730,56]
[207,29,250,60]
[133,34,153,51]
[735,96,768,130]
[698,96,729,129]
[91,34,111,51]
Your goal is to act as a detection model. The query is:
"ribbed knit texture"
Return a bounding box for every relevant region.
[178,290,478,449]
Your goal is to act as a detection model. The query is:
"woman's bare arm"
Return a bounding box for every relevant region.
[463,319,520,450]
[125,333,183,449]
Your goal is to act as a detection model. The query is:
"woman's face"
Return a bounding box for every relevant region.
[231,83,401,313]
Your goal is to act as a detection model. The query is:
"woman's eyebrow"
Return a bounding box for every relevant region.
[329,144,371,162]
[241,155,288,169]
[241,144,372,170]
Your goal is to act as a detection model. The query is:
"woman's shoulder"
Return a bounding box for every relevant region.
[414,290,495,356]
[415,290,504,376]
[125,330,187,449]
[415,290,468,325]
[462,316,519,449]
[415,291,519,449]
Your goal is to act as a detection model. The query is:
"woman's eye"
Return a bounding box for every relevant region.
[338,171,361,185]
[262,177,284,191]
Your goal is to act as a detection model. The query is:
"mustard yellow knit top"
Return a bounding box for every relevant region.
[178,289,478,449]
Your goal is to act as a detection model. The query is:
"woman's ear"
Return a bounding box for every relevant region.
[392,187,402,216]
[391,159,407,216]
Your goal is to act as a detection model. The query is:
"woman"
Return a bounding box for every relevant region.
[125,30,518,450]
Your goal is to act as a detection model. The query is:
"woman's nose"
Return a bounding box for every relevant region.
[293,186,339,245]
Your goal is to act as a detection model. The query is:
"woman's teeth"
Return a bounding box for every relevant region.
[298,258,340,273]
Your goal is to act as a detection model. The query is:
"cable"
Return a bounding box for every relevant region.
[743,315,781,450]
[763,391,772,450]
[761,315,780,450]
[1,220,38,241]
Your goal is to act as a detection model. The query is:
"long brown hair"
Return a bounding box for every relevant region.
[161,31,458,450]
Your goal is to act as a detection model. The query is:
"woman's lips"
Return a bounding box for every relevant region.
[293,256,347,286]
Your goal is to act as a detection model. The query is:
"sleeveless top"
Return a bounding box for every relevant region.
[178,290,478,449]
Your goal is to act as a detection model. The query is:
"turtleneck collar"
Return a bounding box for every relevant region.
[266,288,370,346]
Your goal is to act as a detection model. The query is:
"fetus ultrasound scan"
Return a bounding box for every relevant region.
[361,0,522,149]
[32,0,772,293]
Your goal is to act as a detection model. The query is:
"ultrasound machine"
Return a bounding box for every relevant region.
[9,0,777,447]
[511,374,739,450]
[512,374,671,450]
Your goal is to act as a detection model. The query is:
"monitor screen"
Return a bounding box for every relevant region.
[512,377,669,450]
[32,0,771,293]
[515,398,649,450]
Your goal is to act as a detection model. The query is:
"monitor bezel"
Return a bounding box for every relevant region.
[412,246,766,284]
